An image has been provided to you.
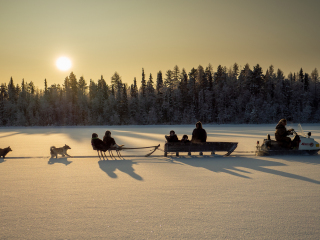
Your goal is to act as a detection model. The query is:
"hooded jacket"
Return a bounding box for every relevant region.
[275,123,290,141]
[91,137,107,151]
[103,135,116,149]
[191,128,207,143]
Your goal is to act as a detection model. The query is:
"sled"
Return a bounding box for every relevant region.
[93,144,160,160]
[164,142,238,157]
[256,126,320,156]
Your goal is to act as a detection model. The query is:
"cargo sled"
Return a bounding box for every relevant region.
[164,141,238,157]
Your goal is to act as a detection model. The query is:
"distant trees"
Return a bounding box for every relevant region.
[0,65,319,126]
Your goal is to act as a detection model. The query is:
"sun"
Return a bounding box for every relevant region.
[56,57,72,71]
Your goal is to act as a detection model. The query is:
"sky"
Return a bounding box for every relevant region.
[1,0,320,89]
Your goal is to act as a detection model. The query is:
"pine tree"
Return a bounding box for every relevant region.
[146,73,156,117]
[155,71,163,123]
[156,71,163,94]
[140,68,147,97]
[98,75,109,100]
[304,73,309,91]
[111,72,122,91]
[172,65,180,87]
[129,78,139,124]
[147,73,154,94]
[310,68,319,112]
[8,77,16,102]
[197,65,207,91]
[119,84,129,124]
[232,63,239,79]
[214,65,224,86]
[251,64,264,95]
[205,64,213,91]
[179,68,189,108]
[44,79,48,95]
[188,68,198,119]
[299,68,304,82]
[89,79,97,101]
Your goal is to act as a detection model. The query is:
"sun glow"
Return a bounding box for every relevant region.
[56,57,72,71]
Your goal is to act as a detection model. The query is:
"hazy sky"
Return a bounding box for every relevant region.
[1,0,319,88]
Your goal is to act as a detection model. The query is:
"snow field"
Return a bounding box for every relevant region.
[0,124,320,239]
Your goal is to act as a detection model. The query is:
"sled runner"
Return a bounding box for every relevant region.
[92,144,160,160]
[164,142,238,157]
[256,125,320,156]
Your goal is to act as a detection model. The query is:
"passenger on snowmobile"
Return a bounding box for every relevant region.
[275,119,295,149]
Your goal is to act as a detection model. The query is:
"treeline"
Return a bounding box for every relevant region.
[0,63,319,126]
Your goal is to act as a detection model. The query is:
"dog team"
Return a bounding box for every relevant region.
[0,129,121,159]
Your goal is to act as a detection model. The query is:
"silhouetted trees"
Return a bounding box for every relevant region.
[0,64,319,126]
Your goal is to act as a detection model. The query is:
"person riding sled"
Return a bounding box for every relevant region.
[103,130,123,150]
[275,119,296,149]
[191,121,207,143]
[91,133,108,152]
[180,134,190,143]
[165,130,179,142]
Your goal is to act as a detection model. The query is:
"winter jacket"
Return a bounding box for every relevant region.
[166,134,179,142]
[91,137,107,151]
[103,136,116,149]
[191,128,207,143]
[275,123,290,142]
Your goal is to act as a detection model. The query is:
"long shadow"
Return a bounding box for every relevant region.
[0,132,21,139]
[98,159,143,181]
[48,157,72,166]
[173,155,320,184]
[0,158,5,163]
[268,155,320,165]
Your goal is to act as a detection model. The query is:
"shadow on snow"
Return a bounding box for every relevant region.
[168,155,320,185]
[98,159,143,181]
[48,157,72,166]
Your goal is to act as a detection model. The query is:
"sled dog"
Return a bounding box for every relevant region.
[0,146,12,159]
[50,144,72,158]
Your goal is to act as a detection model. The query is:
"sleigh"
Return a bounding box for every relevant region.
[92,143,160,160]
[164,142,238,157]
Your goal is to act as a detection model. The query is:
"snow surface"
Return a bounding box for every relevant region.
[0,124,320,239]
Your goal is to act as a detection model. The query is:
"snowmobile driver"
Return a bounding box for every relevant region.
[275,119,294,149]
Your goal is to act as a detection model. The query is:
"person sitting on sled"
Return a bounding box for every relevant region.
[180,134,190,143]
[165,130,179,142]
[191,121,207,143]
[103,130,123,150]
[275,119,294,149]
[91,133,108,151]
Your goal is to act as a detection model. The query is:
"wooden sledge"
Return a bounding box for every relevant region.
[93,144,160,160]
[164,142,238,157]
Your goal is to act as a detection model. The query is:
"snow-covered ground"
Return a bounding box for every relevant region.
[1,124,320,239]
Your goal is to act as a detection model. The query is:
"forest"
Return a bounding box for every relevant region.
[0,63,319,126]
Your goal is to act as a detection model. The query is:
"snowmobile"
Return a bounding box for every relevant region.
[256,124,320,156]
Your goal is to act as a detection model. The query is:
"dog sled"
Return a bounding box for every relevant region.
[92,143,160,160]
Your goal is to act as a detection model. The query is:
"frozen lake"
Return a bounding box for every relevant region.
[1,124,320,239]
